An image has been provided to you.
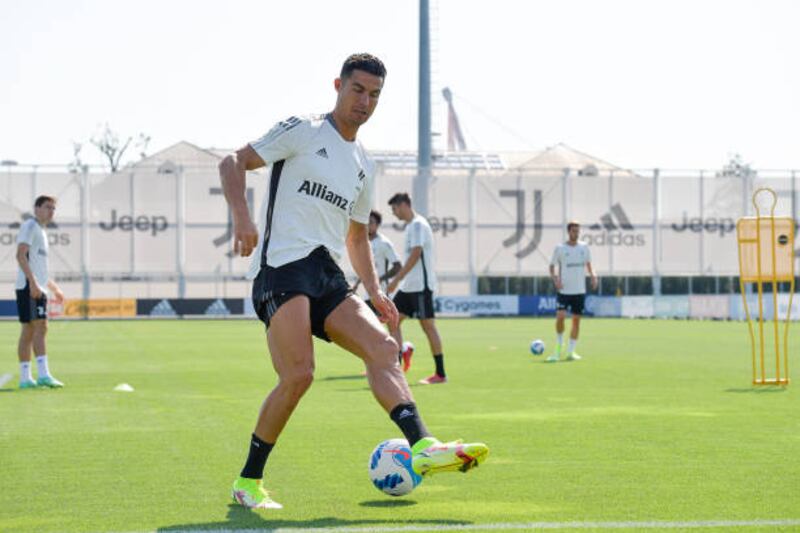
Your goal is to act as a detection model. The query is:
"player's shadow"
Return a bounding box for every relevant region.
[157,503,468,531]
[725,387,788,393]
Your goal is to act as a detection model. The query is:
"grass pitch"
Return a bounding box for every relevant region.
[0,318,798,532]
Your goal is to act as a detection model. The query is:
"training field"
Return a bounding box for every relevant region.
[1,317,798,532]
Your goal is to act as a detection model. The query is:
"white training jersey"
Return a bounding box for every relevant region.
[400,214,437,293]
[365,232,400,297]
[246,114,375,276]
[550,242,592,295]
[15,218,49,293]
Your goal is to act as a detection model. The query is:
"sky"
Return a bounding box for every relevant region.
[1,0,800,170]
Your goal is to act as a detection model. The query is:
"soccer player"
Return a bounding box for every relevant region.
[352,210,413,370]
[386,193,445,385]
[546,221,597,362]
[218,53,488,509]
[15,195,65,389]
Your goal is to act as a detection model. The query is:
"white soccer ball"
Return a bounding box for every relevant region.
[530,339,545,356]
[401,341,414,354]
[368,438,422,496]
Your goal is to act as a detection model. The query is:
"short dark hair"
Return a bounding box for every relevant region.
[369,210,383,225]
[340,53,386,80]
[388,192,411,206]
[35,195,56,207]
[567,221,580,231]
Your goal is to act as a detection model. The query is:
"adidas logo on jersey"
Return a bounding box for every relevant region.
[358,169,365,181]
[297,180,349,211]
[315,147,329,159]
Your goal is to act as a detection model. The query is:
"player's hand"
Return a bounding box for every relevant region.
[591,276,598,291]
[30,283,44,299]
[233,218,259,257]
[554,277,563,291]
[370,290,399,328]
[53,287,65,304]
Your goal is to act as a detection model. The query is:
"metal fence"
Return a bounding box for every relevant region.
[1,164,797,299]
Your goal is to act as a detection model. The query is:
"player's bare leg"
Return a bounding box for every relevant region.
[419,318,445,384]
[233,295,315,510]
[566,315,582,361]
[17,323,36,388]
[326,296,411,410]
[547,310,567,362]
[326,295,487,477]
[256,296,315,442]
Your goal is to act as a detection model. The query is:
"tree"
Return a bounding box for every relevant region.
[89,124,151,172]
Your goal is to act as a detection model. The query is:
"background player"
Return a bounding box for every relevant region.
[547,221,597,362]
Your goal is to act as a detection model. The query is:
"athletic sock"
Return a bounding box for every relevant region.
[20,362,33,382]
[556,333,564,346]
[433,354,445,377]
[390,402,430,448]
[240,433,274,479]
[568,339,577,353]
[35,355,51,379]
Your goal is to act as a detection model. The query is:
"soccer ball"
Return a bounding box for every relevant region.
[401,341,414,354]
[530,339,545,356]
[368,438,422,496]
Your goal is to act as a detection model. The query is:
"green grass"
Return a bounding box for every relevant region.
[0,318,798,532]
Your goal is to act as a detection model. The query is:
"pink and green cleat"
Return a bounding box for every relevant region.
[232,477,282,509]
[411,437,489,477]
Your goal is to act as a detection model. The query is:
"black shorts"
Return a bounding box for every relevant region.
[556,293,586,315]
[393,289,435,319]
[252,246,350,342]
[16,283,47,323]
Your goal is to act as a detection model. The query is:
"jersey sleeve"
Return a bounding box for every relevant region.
[407,220,425,248]
[16,219,36,246]
[349,165,374,225]
[549,245,562,266]
[249,116,308,164]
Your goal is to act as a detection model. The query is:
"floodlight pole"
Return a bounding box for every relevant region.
[415,0,432,216]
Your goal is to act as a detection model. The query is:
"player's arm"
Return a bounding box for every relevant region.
[586,261,598,291]
[347,221,398,326]
[380,261,402,283]
[47,280,64,304]
[218,145,265,257]
[16,243,44,298]
[386,247,421,294]
[549,262,562,291]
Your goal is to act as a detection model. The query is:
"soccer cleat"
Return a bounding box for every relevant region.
[411,437,489,477]
[401,343,414,373]
[419,374,447,385]
[36,376,64,388]
[566,352,582,361]
[19,379,38,390]
[545,344,561,363]
[231,477,282,509]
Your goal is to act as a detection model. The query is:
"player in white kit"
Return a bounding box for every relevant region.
[218,54,488,509]
[547,221,598,362]
[15,195,65,389]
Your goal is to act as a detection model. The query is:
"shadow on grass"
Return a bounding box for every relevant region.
[158,503,467,531]
[725,387,788,393]
[359,499,418,508]
[318,374,366,382]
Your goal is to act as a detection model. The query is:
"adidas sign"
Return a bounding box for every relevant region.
[150,299,177,316]
[205,299,230,316]
[583,203,646,247]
